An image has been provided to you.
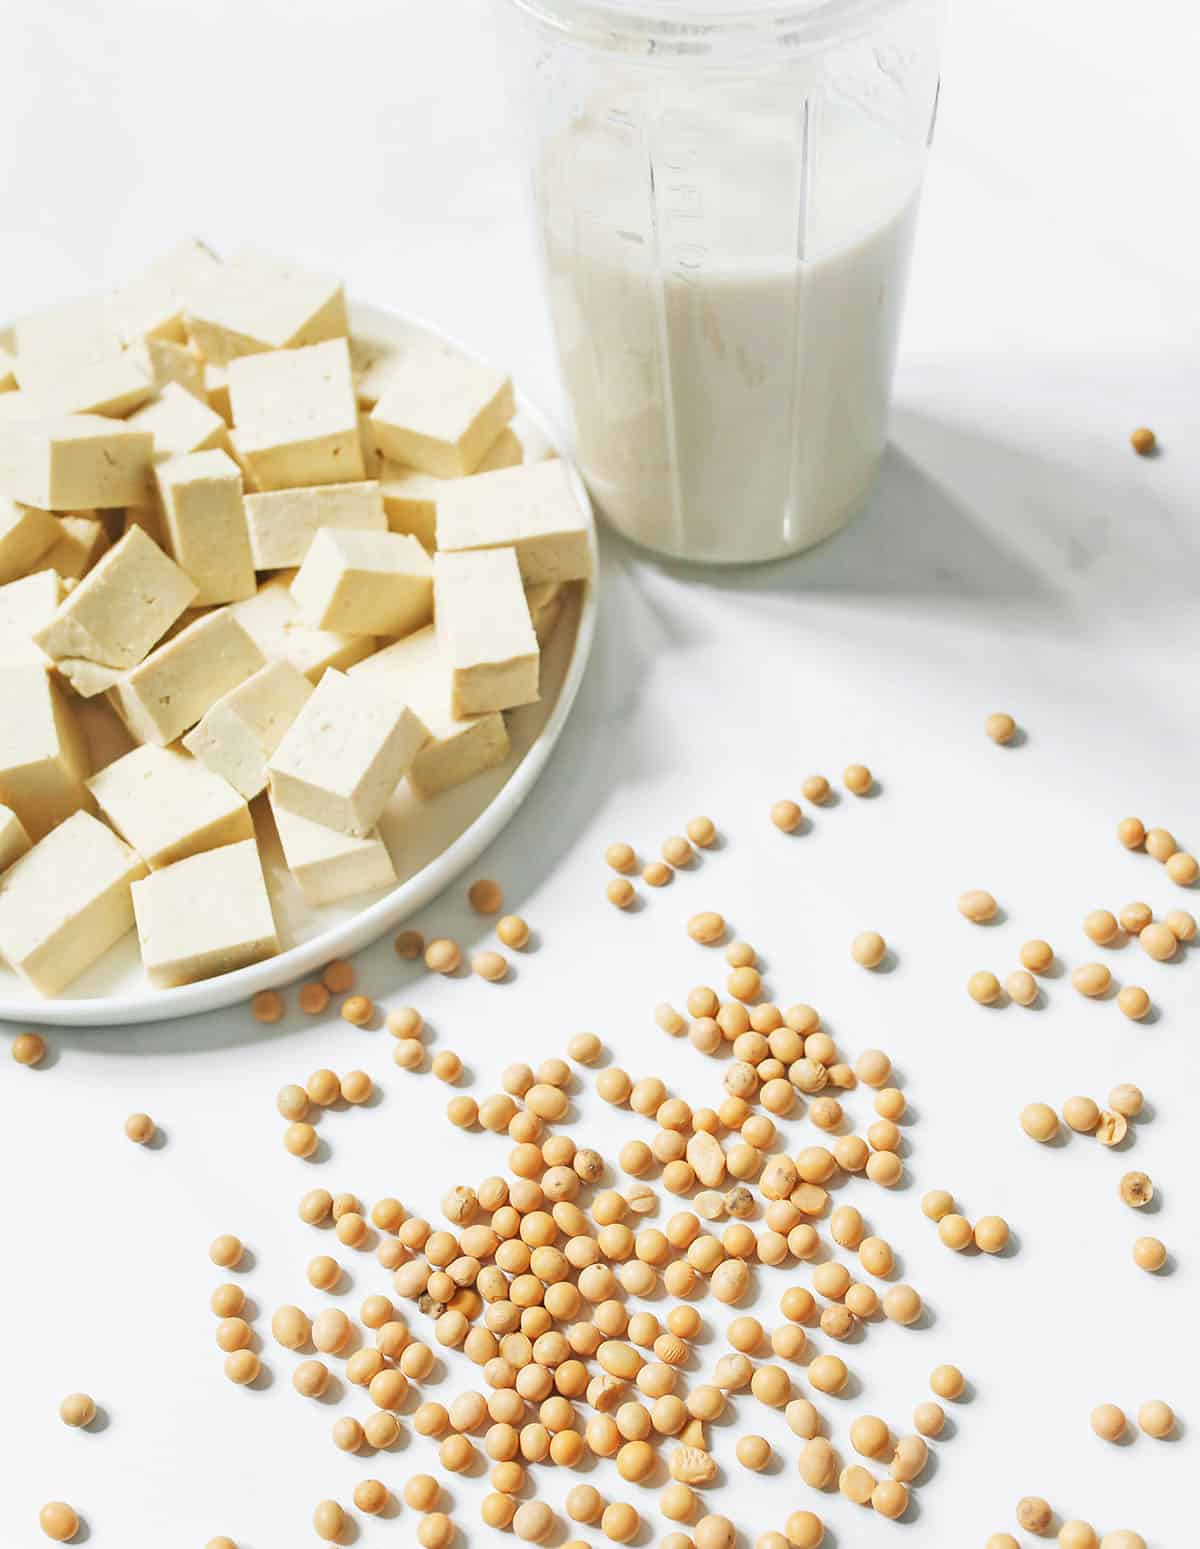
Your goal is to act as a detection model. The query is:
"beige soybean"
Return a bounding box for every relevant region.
[1007,969,1039,1005]
[1096,1110,1127,1146]
[1016,1497,1053,1534]
[1138,1399,1174,1438]
[1073,961,1112,997]
[12,1031,46,1066]
[1090,1403,1126,1442]
[1133,1236,1167,1271]
[1020,939,1055,973]
[840,1464,875,1505]
[851,931,886,969]
[688,816,717,848]
[1120,1171,1153,1208]
[968,970,1003,1005]
[293,1360,330,1398]
[975,1215,1010,1254]
[771,799,803,833]
[417,1514,455,1549]
[930,1364,964,1399]
[689,911,725,945]
[799,1436,838,1488]
[850,1414,890,1458]
[784,1511,825,1549]
[1118,817,1146,849]
[921,1189,955,1222]
[1021,1103,1059,1142]
[1120,901,1153,934]
[1109,1082,1144,1117]
[1063,1095,1100,1133]
[808,1355,848,1395]
[224,1350,259,1385]
[59,1393,96,1428]
[568,1032,602,1064]
[985,712,1017,744]
[1167,908,1197,941]
[872,1480,909,1520]
[890,1434,928,1482]
[1140,922,1177,961]
[959,889,998,922]
[497,914,531,949]
[1084,909,1120,945]
[786,1399,822,1440]
[938,1214,973,1252]
[38,1504,80,1543]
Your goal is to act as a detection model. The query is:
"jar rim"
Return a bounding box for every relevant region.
[503,0,911,52]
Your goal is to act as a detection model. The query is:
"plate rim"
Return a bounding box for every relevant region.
[0,303,596,1028]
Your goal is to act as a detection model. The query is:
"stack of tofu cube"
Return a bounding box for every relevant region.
[0,242,591,998]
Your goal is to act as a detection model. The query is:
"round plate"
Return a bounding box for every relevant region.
[0,302,597,1026]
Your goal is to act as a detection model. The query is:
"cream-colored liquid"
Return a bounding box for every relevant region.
[537,102,922,564]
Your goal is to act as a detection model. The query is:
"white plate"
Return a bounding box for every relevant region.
[0,302,597,1027]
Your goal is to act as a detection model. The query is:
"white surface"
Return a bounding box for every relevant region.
[0,2,1196,1547]
[0,303,596,1024]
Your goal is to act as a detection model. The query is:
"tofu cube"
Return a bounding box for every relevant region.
[132,837,279,987]
[526,581,567,646]
[0,664,91,838]
[378,462,440,549]
[55,659,123,699]
[34,524,198,669]
[183,249,348,365]
[126,335,207,401]
[12,297,154,417]
[204,361,232,424]
[108,238,223,345]
[0,803,32,873]
[434,547,539,717]
[87,744,253,870]
[0,415,154,509]
[370,346,515,478]
[26,358,155,419]
[268,667,428,836]
[108,608,266,746]
[291,528,432,637]
[154,449,255,605]
[0,570,62,666]
[228,339,363,491]
[436,460,592,586]
[232,573,375,681]
[350,625,509,798]
[183,660,313,800]
[0,810,147,995]
[377,427,523,550]
[35,514,111,582]
[349,325,450,408]
[13,296,119,385]
[126,381,231,459]
[244,480,386,570]
[270,795,395,906]
[477,427,525,474]
[0,497,59,582]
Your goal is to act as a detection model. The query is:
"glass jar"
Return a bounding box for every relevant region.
[499,0,945,564]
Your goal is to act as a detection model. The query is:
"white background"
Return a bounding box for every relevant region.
[1,2,1198,1547]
